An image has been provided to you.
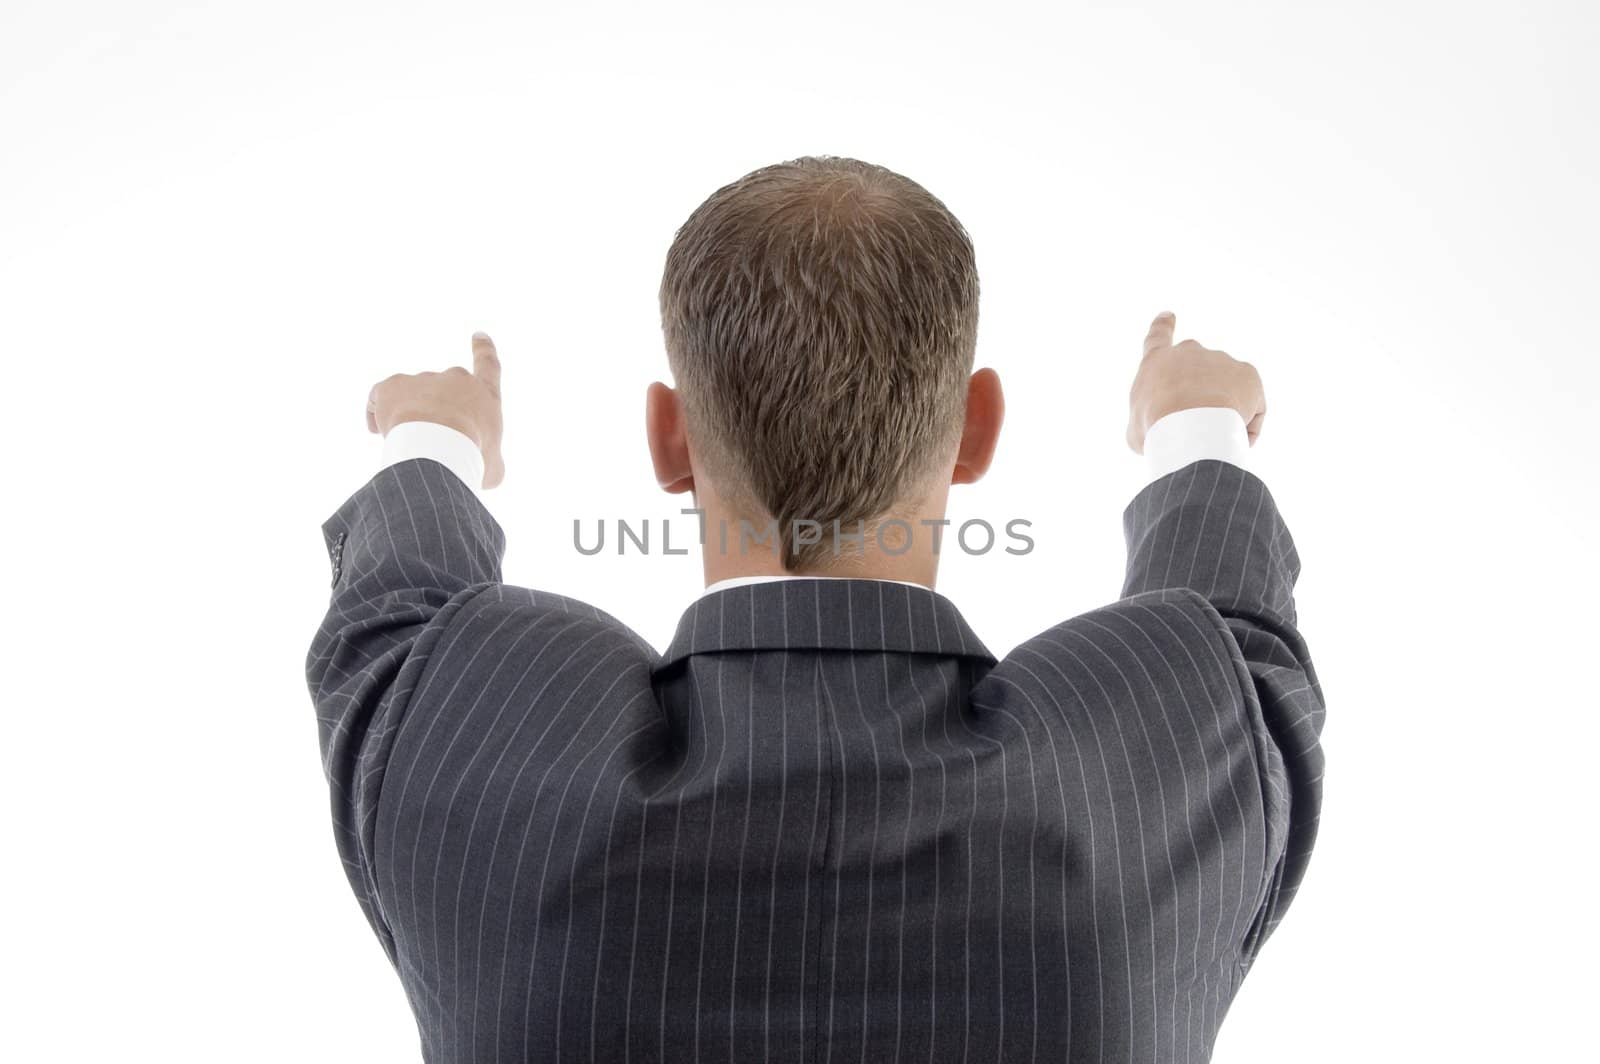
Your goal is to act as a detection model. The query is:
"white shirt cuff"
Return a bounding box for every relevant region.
[380,420,485,491]
[1143,406,1251,483]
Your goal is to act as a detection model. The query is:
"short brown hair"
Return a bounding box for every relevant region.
[659,155,980,571]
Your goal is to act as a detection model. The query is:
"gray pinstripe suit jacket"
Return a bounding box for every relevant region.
[306,456,1324,1063]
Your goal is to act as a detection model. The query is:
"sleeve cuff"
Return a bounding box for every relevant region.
[380,420,485,491]
[1143,405,1251,483]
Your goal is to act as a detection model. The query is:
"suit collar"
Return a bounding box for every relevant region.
[658,577,995,670]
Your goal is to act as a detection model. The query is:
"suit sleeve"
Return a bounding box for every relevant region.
[303,457,505,961]
[1120,457,1326,966]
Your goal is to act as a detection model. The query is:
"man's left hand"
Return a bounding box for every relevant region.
[367,331,505,489]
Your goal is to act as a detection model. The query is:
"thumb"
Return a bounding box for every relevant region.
[472,331,501,395]
[1143,311,1176,357]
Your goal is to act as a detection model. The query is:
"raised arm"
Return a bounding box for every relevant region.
[304,331,506,960]
[1121,311,1326,967]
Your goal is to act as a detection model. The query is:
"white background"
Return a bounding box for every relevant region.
[3,1,1595,1059]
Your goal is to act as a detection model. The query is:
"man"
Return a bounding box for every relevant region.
[306,155,1324,1063]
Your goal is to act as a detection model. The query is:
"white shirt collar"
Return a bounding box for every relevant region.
[700,574,929,599]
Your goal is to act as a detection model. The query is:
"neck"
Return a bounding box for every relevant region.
[694,480,951,590]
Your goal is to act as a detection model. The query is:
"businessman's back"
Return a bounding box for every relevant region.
[308,456,1321,1063]
[307,155,1325,1061]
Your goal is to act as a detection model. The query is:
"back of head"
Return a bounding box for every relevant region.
[659,155,980,571]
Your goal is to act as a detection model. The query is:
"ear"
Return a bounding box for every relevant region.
[951,368,1004,485]
[645,381,696,494]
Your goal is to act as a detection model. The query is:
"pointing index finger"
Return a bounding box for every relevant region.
[1143,311,1176,357]
[472,331,501,393]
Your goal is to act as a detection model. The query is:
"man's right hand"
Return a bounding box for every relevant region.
[1125,311,1267,454]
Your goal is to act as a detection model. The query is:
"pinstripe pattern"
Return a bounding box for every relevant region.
[306,456,1324,1063]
